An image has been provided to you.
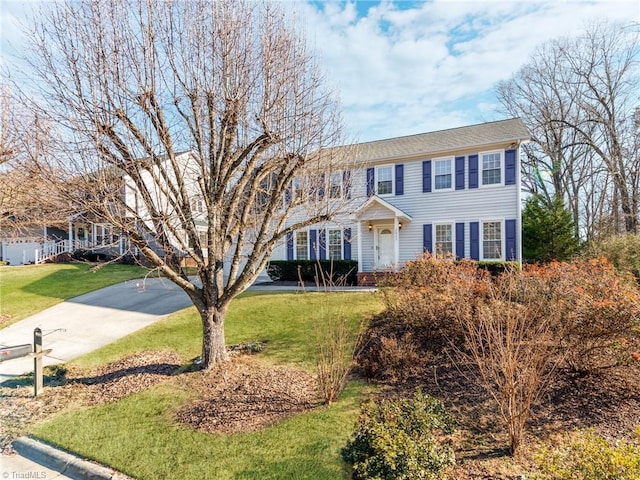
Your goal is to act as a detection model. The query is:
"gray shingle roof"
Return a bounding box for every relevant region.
[350,118,530,162]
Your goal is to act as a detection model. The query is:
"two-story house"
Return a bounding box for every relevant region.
[270,118,530,285]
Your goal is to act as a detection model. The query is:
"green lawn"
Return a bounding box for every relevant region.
[0,263,147,326]
[31,291,384,479]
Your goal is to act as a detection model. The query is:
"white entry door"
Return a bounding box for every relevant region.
[376,226,394,269]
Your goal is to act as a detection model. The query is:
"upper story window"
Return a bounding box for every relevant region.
[191,196,204,213]
[296,231,308,260]
[482,221,502,260]
[481,152,502,186]
[329,172,342,199]
[376,166,393,195]
[328,229,342,260]
[434,158,453,190]
[435,223,453,257]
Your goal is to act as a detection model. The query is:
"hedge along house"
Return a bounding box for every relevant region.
[270,118,530,285]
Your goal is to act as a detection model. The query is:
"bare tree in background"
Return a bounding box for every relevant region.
[16,0,354,369]
[497,21,639,239]
[0,83,72,238]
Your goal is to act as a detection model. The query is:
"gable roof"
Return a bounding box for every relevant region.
[355,195,413,222]
[351,118,530,163]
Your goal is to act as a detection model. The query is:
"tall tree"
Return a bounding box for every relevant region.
[497,21,639,240]
[16,0,353,369]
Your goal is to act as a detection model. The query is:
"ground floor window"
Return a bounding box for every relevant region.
[296,231,309,260]
[328,229,342,260]
[435,223,453,257]
[482,221,502,260]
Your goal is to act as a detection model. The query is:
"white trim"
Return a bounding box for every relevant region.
[479,149,504,188]
[480,219,505,261]
[432,156,454,192]
[357,221,363,273]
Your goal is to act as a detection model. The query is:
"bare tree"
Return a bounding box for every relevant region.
[0,83,72,238]
[497,20,639,239]
[16,0,354,369]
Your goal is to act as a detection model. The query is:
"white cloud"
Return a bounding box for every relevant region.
[300,0,639,141]
[2,0,637,143]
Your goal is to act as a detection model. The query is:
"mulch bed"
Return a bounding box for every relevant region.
[174,358,320,434]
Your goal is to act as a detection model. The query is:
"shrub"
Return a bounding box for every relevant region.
[536,427,640,480]
[587,234,640,282]
[314,312,365,405]
[457,267,567,455]
[525,259,640,373]
[266,260,358,285]
[341,390,456,480]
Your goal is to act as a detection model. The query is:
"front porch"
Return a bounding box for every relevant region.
[355,195,412,285]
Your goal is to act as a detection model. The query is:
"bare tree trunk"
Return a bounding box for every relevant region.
[201,306,230,368]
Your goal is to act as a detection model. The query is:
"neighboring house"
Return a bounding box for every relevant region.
[270,118,530,284]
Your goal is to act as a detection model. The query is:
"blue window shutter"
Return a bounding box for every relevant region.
[470,222,479,260]
[286,232,294,260]
[505,219,517,260]
[423,224,432,253]
[505,149,516,185]
[343,170,351,199]
[456,222,465,260]
[422,161,432,193]
[455,156,465,190]
[366,168,375,197]
[284,182,292,205]
[395,164,404,195]
[309,229,317,260]
[318,173,325,199]
[469,155,478,189]
[343,228,351,260]
[319,229,326,260]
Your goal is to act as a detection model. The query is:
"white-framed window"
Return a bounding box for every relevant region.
[435,223,453,257]
[434,158,453,190]
[328,228,342,260]
[296,230,309,260]
[376,165,394,195]
[191,196,204,214]
[292,177,303,200]
[329,172,342,199]
[482,220,502,260]
[481,151,503,186]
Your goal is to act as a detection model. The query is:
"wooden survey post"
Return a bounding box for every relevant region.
[34,327,43,396]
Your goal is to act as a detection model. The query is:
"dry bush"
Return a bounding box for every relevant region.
[456,268,567,455]
[379,253,489,347]
[314,312,365,404]
[526,259,640,373]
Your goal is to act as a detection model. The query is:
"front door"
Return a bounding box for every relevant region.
[376,226,394,269]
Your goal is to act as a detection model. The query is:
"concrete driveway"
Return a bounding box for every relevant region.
[0,277,194,384]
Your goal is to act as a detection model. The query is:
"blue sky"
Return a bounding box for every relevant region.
[1,0,638,142]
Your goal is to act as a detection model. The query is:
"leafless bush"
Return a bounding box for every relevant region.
[314,312,365,405]
[456,268,566,455]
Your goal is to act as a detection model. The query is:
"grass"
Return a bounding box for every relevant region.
[0,263,147,326]
[30,290,385,479]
